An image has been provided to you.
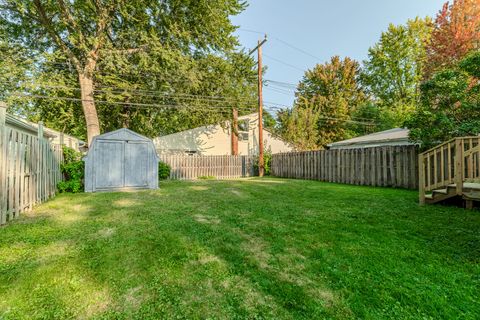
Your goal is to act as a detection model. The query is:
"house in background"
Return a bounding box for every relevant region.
[5,110,84,151]
[153,113,292,156]
[327,128,414,149]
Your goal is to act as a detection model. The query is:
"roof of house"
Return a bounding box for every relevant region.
[328,128,412,148]
[6,114,55,138]
[157,113,258,138]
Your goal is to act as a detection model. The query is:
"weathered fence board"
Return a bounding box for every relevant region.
[159,155,254,180]
[271,146,418,189]
[1,111,63,225]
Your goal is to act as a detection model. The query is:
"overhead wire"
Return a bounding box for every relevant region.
[263,54,305,72]
[0,80,258,105]
[238,28,322,62]
[11,93,257,112]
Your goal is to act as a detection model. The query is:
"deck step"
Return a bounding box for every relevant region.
[432,188,448,195]
[463,191,480,200]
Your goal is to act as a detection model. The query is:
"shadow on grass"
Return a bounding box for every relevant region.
[0,179,479,319]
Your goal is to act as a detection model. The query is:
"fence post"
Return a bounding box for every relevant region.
[0,102,7,224]
[38,121,44,139]
[454,138,463,195]
[418,154,425,205]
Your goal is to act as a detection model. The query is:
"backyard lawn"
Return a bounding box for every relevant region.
[0,178,479,319]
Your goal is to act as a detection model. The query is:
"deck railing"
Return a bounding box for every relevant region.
[419,136,480,204]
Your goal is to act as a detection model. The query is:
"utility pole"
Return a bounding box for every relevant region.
[249,35,267,177]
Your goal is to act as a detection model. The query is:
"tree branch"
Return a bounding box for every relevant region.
[33,0,81,71]
[57,0,87,49]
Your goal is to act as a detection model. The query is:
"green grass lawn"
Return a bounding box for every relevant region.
[0,178,479,319]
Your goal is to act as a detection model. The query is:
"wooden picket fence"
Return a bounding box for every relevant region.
[271,146,418,189]
[1,125,63,226]
[159,155,254,180]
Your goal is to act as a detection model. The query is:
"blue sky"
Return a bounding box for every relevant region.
[231,0,446,113]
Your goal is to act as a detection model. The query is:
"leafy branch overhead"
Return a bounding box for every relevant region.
[0,0,256,143]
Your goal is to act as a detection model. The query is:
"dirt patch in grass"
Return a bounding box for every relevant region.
[113,199,138,208]
[122,286,147,311]
[190,186,210,191]
[197,253,222,265]
[36,241,72,263]
[244,179,285,184]
[96,227,115,238]
[239,231,272,269]
[81,288,112,319]
[193,214,220,225]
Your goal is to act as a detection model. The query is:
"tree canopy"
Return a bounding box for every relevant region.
[425,0,480,76]
[277,56,367,149]
[406,51,480,149]
[0,0,256,143]
[361,17,432,127]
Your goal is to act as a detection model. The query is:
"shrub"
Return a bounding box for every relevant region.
[158,161,171,180]
[58,146,84,193]
[198,176,216,180]
[253,150,272,176]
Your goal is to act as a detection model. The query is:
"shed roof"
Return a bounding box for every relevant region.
[328,128,412,148]
[93,128,152,142]
[87,128,159,159]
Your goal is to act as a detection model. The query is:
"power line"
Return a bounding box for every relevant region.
[263,104,378,126]
[2,79,289,107]
[0,81,257,105]
[238,28,322,62]
[238,28,265,35]
[264,86,295,96]
[273,37,322,61]
[265,83,295,93]
[263,54,305,72]
[11,93,257,112]
[265,79,297,88]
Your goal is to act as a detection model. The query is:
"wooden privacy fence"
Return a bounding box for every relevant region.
[271,146,418,189]
[1,108,63,225]
[159,155,254,180]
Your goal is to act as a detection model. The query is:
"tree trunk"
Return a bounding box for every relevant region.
[78,72,100,146]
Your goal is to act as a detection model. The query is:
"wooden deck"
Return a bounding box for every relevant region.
[425,183,480,208]
[419,137,480,208]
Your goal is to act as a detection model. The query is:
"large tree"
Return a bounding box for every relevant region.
[425,0,480,76]
[406,51,480,149]
[278,56,367,149]
[361,17,432,127]
[0,0,252,145]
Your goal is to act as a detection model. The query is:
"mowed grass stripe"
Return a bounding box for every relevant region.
[0,178,478,319]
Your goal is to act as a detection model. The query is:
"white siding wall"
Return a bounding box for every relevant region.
[154,113,292,156]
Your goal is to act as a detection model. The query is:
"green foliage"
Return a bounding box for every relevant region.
[277,106,320,151]
[262,110,277,131]
[0,0,256,140]
[198,176,216,180]
[253,150,272,176]
[158,162,171,180]
[406,51,480,149]
[278,56,366,150]
[57,146,84,193]
[1,179,479,318]
[361,18,432,127]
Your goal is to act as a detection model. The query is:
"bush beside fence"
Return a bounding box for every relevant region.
[159,155,254,180]
[271,146,418,189]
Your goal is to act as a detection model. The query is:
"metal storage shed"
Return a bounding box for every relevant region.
[84,128,159,192]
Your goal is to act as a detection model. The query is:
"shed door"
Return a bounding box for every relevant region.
[94,140,124,189]
[124,141,149,187]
